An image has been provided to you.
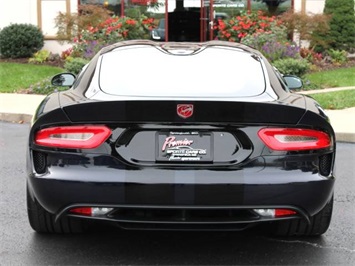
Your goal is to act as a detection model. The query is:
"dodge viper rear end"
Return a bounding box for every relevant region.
[26,40,335,236]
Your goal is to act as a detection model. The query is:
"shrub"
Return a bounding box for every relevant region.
[322,0,355,52]
[125,7,142,19]
[241,23,300,63]
[69,15,155,59]
[261,41,300,62]
[280,11,330,50]
[61,47,73,60]
[241,23,288,50]
[327,49,348,65]
[215,11,284,42]
[55,2,161,42]
[0,23,44,58]
[273,58,310,77]
[47,53,63,65]
[64,57,90,75]
[28,50,51,64]
[300,48,323,65]
[55,4,113,41]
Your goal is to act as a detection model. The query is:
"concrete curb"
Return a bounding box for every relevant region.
[0,93,44,124]
[0,113,33,124]
[299,86,355,95]
[335,133,355,143]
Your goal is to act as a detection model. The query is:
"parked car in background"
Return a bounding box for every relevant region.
[27,40,335,236]
[150,18,166,41]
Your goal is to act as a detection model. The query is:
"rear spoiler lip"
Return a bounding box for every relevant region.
[61,100,307,125]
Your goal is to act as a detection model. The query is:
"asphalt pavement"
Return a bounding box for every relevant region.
[0,87,354,143]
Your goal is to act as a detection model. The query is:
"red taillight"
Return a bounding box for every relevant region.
[254,208,297,218]
[35,126,111,149]
[258,128,331,151]
[69,207,92,216]
[274,209,297,217]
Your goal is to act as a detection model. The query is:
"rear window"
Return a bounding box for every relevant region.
[98,46,266,97]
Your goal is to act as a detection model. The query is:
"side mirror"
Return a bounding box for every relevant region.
[51,73,76,87]
[283,75,303,90]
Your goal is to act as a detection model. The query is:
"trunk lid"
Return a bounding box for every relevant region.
[61,98,307,167]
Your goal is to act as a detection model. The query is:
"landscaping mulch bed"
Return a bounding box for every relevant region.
[1,56,354,72]
[0,57,65,68]
[310,59,355,72]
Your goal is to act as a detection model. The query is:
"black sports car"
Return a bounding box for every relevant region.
[26,40,335,236]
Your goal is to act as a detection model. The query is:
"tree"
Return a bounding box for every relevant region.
[55,4,112,41]
[323,0,355,52]
[280,10,330,50]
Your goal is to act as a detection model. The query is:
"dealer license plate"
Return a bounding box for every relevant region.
[156,131,213,162]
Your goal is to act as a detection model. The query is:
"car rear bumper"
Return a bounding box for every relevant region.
[27,158,335,229]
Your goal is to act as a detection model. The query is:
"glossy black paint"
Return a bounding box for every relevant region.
[61,100,307,124]
[27,40,336,231]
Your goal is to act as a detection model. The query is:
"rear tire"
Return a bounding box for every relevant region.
[27,184,86,234]
[272,196,333,237]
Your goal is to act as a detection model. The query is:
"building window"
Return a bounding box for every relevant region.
[78,0,158,17]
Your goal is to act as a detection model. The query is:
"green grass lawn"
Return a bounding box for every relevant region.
[309,90,355,110]
[0,63,63,93]
[303,66,355,109]
[304,67,355,90]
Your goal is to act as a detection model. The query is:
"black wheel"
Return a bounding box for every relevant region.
[27,184,86,234]
[272,196,333,237]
